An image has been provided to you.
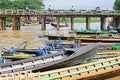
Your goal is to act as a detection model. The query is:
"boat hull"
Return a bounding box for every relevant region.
[44,35,75,40]
[0,43,99,74]
[51,23,68,28]
[76,38,120,43]
[74,30,117,35]
[39,43,98,71]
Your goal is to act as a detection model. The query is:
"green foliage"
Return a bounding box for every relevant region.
[0,0,44,10]
[111,0,120,27]
[114,0,120,10]
[58,18,100,23]
[6,18,12,24]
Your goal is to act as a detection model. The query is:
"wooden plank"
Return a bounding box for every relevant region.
[40,59,120,80]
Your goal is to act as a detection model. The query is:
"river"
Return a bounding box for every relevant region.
[0,22,109,52]
[1,22,120,79]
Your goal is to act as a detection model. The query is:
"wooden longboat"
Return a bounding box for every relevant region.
[44,34,76,40]
[75,37,120,43]
[94,54,120,59]
[1,50,59,60]
[51,23,69,28]
[15,44,74,57]
[2,41,75,60]
[74,30,117,34]
[27,56,120,80]
[97,51,120,55]
[1,56,120,80]
[23,22,39,26]
[40,57,120,80]
[0,43,99,74]
[1,57,120,80]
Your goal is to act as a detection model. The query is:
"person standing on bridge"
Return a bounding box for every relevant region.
[71,6,75,12]
[48,5,51,12]
[26,6,29,12]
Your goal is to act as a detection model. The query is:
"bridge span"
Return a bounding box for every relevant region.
[0,9,120,30]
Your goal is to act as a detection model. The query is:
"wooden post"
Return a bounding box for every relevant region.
[57,17,60,30]
[100,17,106,30]
[12,16,21,30]
[71,16,74,30]
[114,17,120,27]
[0,17,6,30]
[41,17,46,30]
[86,17,90,30]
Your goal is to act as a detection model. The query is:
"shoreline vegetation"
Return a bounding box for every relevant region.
[6,18,101,24]
[53,18,100,23]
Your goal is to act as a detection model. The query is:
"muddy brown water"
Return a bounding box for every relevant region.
[0,24,72,54]
[0,23,119,80]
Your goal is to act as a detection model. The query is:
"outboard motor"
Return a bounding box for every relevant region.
[73,40,78,48]
[54,40,61,49]
[46,41,53,51]
[0,58,4,63]
[11,47,16,55]
[38,47,46,56]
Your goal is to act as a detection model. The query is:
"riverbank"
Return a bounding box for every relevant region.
[53,18,100,23]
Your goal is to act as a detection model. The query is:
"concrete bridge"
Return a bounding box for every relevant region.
[0,9,120,30]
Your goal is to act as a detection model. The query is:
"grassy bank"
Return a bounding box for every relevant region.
[58,18,100,23]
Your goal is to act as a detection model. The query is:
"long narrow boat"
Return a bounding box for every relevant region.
[74,29,118,34]
[0,43,99,74]
[37,56,120,80]
[75,37,120,43]
[44,34,77,40]
[51,23,69,28]
[7,41,115,61]
[1,56,120,80]
[1,50,59,60]
[23,22,39,26]
[1,40,80,61]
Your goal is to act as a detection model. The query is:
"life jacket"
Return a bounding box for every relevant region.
[93,35,97,38]
[38,48,46,56]
[73,40,78,48]
[0,58,4,63]
[46,42,52,47]
[11,47,16,55]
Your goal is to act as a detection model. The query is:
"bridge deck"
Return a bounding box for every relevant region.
[0,9,120,17]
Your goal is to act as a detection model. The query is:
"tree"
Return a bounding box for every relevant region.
[0,0,44,10]
[114,0,120,10]
[0,0,13,9]
[110,0,120,27]
[24,0,44,9]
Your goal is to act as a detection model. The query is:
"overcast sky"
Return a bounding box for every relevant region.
[43,0,115,10]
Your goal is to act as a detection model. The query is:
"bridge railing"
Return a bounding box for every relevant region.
[0,9,120,15]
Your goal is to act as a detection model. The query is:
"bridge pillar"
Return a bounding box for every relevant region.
[41,17,46,30]
[71,16,74,30]
[12,17,20,30]
[0,17,6,30]
[100,17,106,30]
[86,17,90,30]
[57,17,60,30]
[114,18,120,27]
